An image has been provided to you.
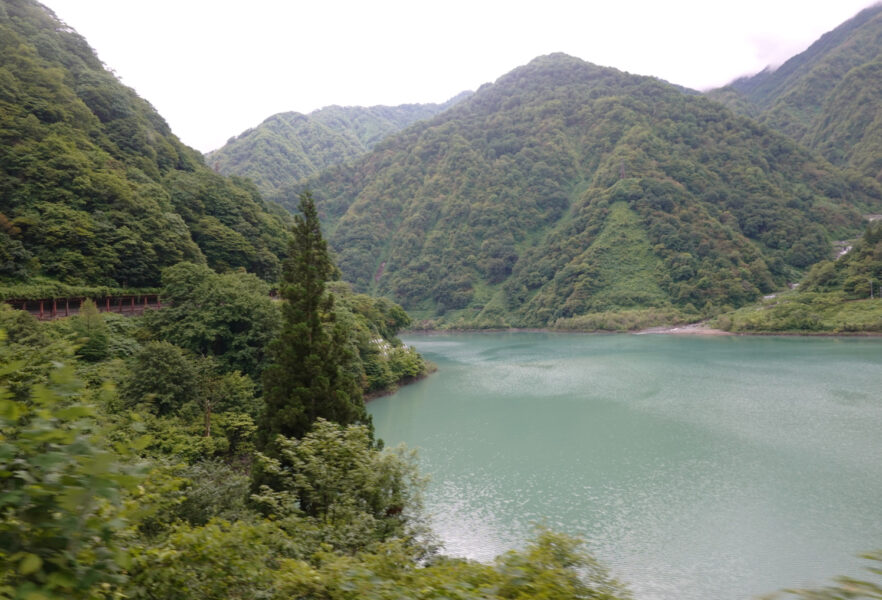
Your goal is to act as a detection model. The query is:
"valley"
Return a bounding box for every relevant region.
[2,1,882,599]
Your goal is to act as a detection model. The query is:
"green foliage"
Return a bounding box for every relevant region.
[330,282,429,392]
[142,262,280,379]
[253,419,425,551]
[111,337,261,462]
[774,551,882,599]
[810,61,882,181]
[127,521,632,600]
[715,290,882,333]
[521,201,671,319]
[206,94,471,199]
[491,530,631,600]
[119,414,232,464]
[101,312,142,359]
[301,529,628,600]
[554,307,698,332]
[0,281,159,301]
[808,222,882,299]
[69,299,109,362]
[719,222,882,332]
[162,171,287,280]
[713,5,882,181]
[0,0,292,289]
[119,341,198,416]
[189,355,259,439]
[172,460,252,527]
[0,304,69,401]
[127,518,296,600]
[260,192,369,445]
[306,54,878,327]
[329,282,413,340]
[0,216,33,279]
[0,337,142,600]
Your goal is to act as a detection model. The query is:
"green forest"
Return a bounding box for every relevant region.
[203,3,882,332]
[0,192,455,600]
[206,94,471,199]
[302,54,881,328]
[0,0,292,288]
[715,219,882,332]
[5,0,882,597]
[710,4,882,182]
[6,189,876,599]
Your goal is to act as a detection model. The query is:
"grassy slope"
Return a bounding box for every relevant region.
[714,291,882,334]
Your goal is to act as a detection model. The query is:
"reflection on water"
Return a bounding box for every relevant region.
[369,333,882,600]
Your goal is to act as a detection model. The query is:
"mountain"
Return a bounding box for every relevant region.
[0,0,292,287]
[708,4,882,181]
[204,93,471,198]
[301,54,882,327]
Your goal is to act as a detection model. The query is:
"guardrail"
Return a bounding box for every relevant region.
[4,294,162,321]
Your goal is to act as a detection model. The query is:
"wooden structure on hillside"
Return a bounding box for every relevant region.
[5,294,162,321]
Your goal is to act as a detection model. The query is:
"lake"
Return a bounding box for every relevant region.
[368,332,882,600]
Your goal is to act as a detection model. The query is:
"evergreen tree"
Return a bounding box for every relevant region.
[71,299,109,362]
[259,191,368,447]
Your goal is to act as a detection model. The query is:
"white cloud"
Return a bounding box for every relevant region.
[40,0,879,152]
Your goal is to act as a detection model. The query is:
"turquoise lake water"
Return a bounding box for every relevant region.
[368,332,882,600]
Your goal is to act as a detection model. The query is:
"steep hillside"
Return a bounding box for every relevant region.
[205,94,471,198]
[717,220,882,333]
[709,4,882,180]
[305,54,882,327]
[0,0,292,287]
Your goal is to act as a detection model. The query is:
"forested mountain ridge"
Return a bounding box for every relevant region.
[0,0,292,287]
[205,93,472,198]
[708,3,882,181]
[303,53,882,327]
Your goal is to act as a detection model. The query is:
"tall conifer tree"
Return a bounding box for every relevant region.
[259,191,368,446]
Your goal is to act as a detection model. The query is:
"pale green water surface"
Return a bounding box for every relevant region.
[368,333,882,600]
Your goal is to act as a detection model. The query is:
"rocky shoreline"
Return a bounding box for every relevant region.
[633,323,732,335]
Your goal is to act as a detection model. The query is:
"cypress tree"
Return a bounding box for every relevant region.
[259,191,368,447]
[72,299,109,362]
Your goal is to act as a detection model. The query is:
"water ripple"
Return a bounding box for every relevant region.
[371,333,882,600]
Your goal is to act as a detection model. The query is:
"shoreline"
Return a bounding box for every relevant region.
[402,323,731,335]
[402,323,882,337]
[633,323,732,336]
[363,365,438,403]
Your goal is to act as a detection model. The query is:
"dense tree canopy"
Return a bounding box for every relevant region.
[205,93,471,199]
[709,4,882,182]
[142,262,280,379]
[0,0,291,288]
[718,221,882,333]
[302,54,881,327]
[2,3,882,595]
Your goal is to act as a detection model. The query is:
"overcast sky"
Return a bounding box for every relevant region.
[40,0,879,153]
